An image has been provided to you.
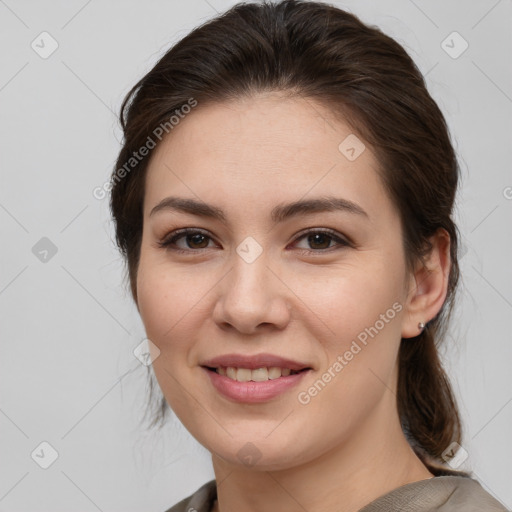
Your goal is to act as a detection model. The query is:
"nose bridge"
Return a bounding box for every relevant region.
[213,237,290,333]
[232,245,271,298]
[230,239,274,309]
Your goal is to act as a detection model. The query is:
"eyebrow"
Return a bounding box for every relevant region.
[149,196,369,223]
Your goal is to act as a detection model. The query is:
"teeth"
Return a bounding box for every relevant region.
[216,366,298,381]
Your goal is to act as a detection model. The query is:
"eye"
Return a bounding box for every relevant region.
[157,227,351,254]
[291,229,350,252]
[157,228,217,252]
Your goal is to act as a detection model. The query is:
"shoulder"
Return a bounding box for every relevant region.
[163,480,217,512]
[161,476,509,512]
[360,475,509,512]
[437,476,509,511]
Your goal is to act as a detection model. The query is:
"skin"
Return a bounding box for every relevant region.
[136,92,451,512]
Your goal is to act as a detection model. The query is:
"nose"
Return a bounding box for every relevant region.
[212,250,292,335]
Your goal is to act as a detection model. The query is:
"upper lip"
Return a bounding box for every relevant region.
[201,353,312,371]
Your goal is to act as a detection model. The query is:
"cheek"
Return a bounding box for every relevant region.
[136,243,207,340]
[135,257,201,415]
[291,258,403,342]
[291,272,403,450]
[294,260,404,398]
[136,249,190,352]
[136,273,174,342]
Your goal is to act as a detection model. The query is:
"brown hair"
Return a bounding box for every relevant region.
[110,0,468,476]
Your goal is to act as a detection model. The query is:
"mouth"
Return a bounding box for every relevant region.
[202,366,312,403]
[200,353,313,403]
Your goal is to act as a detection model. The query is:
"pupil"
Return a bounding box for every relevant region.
[309,233,330,249]
[188,233,208,248]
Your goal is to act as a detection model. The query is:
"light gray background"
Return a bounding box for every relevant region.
[1,0,511,510]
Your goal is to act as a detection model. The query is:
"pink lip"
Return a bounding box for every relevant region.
[203,367,311,403]
[200,353,311,371]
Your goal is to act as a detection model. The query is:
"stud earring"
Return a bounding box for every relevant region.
[418,322,425,331]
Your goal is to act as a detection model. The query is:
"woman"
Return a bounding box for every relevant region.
[109,1,508,510]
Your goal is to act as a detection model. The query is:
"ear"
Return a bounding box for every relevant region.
[401,228,451,339]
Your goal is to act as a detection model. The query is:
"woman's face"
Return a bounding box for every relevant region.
[137,92,416,470]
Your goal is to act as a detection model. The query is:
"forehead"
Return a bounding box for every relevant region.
[143,93,393,225]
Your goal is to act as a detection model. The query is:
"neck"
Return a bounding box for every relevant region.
[210,391,433,512]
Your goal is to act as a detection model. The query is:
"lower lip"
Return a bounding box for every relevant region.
[203,367,310,403]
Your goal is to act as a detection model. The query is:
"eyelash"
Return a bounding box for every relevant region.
[156,228,351,254]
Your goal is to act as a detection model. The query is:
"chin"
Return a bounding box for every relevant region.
[204,433,317,471]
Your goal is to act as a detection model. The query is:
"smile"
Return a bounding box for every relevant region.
[202,366,311,403]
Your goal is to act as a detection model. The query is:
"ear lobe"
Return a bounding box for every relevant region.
[401,229,451,339]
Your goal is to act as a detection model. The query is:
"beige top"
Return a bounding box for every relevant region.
[164,475,509,512]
